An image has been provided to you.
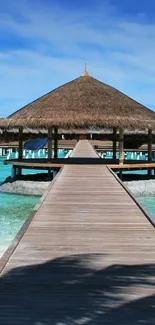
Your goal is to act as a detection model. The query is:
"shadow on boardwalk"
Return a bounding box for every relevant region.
[0,254,155,324]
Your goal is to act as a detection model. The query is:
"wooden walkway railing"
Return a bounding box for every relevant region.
[0,140,155,324]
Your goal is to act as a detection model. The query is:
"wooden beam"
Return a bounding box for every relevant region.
[119,127,124,165]
[54,127,58,159]
[18,127,23,160]
[148,129,152,162]
[48,127,53,159]
[113,127,117,159]
[148,129,152,176]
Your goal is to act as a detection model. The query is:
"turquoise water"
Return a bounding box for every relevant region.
[0,193,39,256]
[98,150,155,175]
[0,155,41,256]
[0,149,67,184]
[138,197,155,220]
[0,157,48,184]
[0,149,68,257]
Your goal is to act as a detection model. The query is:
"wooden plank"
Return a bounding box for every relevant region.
[109,162,155,169]
[54,126,58,159]
[119,126,124,164]
[48,127,53,159]
[113,127,117,159]
[18,127,23,160]
[0,140,155,324]
[4,160,64,168]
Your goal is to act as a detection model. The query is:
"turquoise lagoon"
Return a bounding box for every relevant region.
[0,149,68,257]
[0,193,39,257]
[138,197,155,221]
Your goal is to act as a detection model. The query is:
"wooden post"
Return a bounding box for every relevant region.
[16,168,22,177]
[48,127,53,159]
[18,127,23,160]
[54,127,58,159]
[119,127,124,165]
[113,127,117,160]
[11,166,16,180]
[148,129,152,162]
[119,169,122,180]
[148,129,152,176]
[53,170,57,178]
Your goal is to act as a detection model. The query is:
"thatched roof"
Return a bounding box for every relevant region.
[1,127,155,135]
[5,72,155,129]
[0,118,7,130]
[0,118,4,124]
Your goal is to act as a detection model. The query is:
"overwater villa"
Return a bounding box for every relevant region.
[1,70,155,324]
[0,69,155,177]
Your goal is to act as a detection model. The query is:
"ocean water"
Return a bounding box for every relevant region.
[0,157,11,184]
[98,150,155,175]
[0,193,39,257]
[0,148,67,184]
[0,156,40,257]
[138,197,155,220]
[0,149,68,257]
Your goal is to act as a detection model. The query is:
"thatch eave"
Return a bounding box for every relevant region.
[2,126,155,135]
[0,118,10,129]
[3,116,155,131]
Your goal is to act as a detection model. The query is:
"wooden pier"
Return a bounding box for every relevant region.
[0,140,155,324]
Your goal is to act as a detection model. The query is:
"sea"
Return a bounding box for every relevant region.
[0,149,155,258]
[0,149,67,257]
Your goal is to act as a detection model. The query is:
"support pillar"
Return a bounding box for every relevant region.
[53,170,58,178]
[48,127,53,159]
[113,127,117,160]
[11,166,16,180]
[54,127,58,159]
[17,127,23,176]
[17,168,22,177]
[18,127,23,160]
[119,127,124,165]
[148,129,152,176]
[148,129,152,162]
[119,169,122,180]
[47,168,52,180]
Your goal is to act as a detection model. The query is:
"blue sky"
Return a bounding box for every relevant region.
[0,0,155,116]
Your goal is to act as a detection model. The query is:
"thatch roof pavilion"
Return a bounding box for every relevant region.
[6,70,155,130]
[1,69,155,167]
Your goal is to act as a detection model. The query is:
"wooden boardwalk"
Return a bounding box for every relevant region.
[0,140,155,324]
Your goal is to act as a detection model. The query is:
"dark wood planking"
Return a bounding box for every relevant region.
[0,140,155,325]
[4,160,64,168]
[5,158,155,170]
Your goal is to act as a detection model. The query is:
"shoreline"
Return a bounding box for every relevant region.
[0,180,51,196]
[0,172,52,196]
[0,177,155,197]
[124,179,155,197]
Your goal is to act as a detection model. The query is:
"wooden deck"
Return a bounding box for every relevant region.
[5,157,155,170]
[0,140,155,324]
[109,162,155,169]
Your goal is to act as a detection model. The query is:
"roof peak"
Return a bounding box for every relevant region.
[81,63,90,77]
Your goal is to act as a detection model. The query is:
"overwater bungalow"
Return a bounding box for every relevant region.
[2,69,155,325]
[1,69,155,177]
